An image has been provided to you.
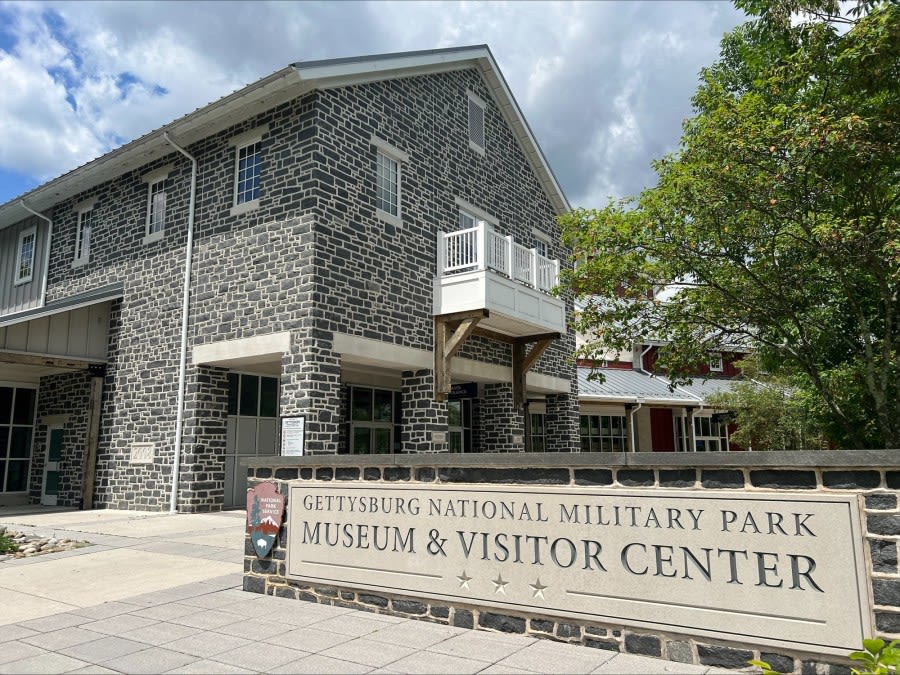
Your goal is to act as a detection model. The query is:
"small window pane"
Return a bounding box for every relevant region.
[0,388,12,424]
[448,400,462,427]
[6,460,28,492]
[352,388,373,422]
[239,375,259,416]
[0,427,8,458]
[260,377,278,418]
[45,470,60,496]
[10,427,31,458]
[12,389,35,425]
[353,428,371,454]
[227,374,239,415]
[449,431,462,453]
[374,429,391,454]
[373,390,393,423]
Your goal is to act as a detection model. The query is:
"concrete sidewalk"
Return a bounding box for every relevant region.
[0,506,727,674]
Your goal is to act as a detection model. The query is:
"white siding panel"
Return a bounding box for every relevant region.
[86,304,109,359]
[47,313,69,355]
[67,308,89,357]
[5,322,28,350]
[26,316,50,354]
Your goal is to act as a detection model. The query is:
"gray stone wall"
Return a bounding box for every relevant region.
[31,371,94,507]
[243,453,900,674]
[30,67,575,510]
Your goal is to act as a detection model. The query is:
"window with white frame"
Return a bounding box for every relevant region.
[579,414,627,452]
[375,150,399,217]
[534,235,549,259]
[235,141,262,206]
[709,353,724,372]
[146,179,167,238]
[693,415,729,452]
[74,208,93,265]
[468,91,486,152]
[15,226,37,284]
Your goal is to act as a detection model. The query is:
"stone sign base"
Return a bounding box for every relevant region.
[242,451,900,674]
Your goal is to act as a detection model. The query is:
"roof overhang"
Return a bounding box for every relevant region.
[0,46,569,231]
[0,282,123,328]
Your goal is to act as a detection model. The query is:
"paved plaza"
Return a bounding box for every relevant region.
[0,506,730,674]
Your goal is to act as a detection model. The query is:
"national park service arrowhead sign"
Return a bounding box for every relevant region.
[246,481,285,558]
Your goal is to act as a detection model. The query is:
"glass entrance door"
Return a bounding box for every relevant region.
[225,373,278,508]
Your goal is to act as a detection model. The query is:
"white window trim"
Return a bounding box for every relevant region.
[143,168,172,245]
[14,226,37,285]
[467,90,486,155]
[454,198,498,226]
[709,353,724,372]
[229,124,268,216]
[72,203,95,268]
[372,135,407,228]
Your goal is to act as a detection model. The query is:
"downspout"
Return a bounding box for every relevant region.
[19,201,53,307]
[163,132,197,513]
[628,397,644,452]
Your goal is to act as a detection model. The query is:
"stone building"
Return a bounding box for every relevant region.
[0,46,577,511]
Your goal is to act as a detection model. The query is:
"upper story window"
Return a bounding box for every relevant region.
[467,91,486,154]
[235,141,262,205]
[376,151,398,216]
[228,124,267,216]
[141,164,172,244]
[14,226,37,285]
[147,180,166,236]
[534,235,549,259]
[709,353,724,372]
[75,210,92,264]
[371,136,409,228]
[72,198,97,268]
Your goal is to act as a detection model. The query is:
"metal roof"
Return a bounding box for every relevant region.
[577,366,739,406]
[577,367,697,404]
[0,45,569,230]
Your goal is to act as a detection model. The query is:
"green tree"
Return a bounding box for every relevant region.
[705,357,827,450]
[561,0,899,449]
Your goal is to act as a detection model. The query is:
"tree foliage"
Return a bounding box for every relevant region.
[560,0,899,449]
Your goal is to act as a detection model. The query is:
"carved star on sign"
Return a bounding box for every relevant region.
[530,578,548,599]
[457,571,473,589]
[492,573,509,594]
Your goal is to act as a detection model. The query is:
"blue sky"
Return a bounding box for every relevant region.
[0,1,745,208]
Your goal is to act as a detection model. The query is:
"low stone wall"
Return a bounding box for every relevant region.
[243,451,900,674]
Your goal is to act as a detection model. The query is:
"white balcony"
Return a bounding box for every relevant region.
[434,221,566,337]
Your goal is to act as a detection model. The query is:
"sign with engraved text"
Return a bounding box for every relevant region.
[287,483,869,654]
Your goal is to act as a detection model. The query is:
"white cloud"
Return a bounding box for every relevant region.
[0,0,746,205]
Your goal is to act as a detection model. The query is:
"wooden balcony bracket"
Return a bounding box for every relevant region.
[434,309,489,400]
[512,333,558,408]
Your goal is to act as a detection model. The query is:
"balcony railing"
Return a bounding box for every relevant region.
[437,221,559,293]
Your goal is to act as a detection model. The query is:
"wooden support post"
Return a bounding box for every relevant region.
[512,341,526,408]
[434,310,487,400]
[511,337,556,408]
[82,372,103,510]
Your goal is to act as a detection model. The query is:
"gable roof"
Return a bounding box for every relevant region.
[0,45,569,231]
